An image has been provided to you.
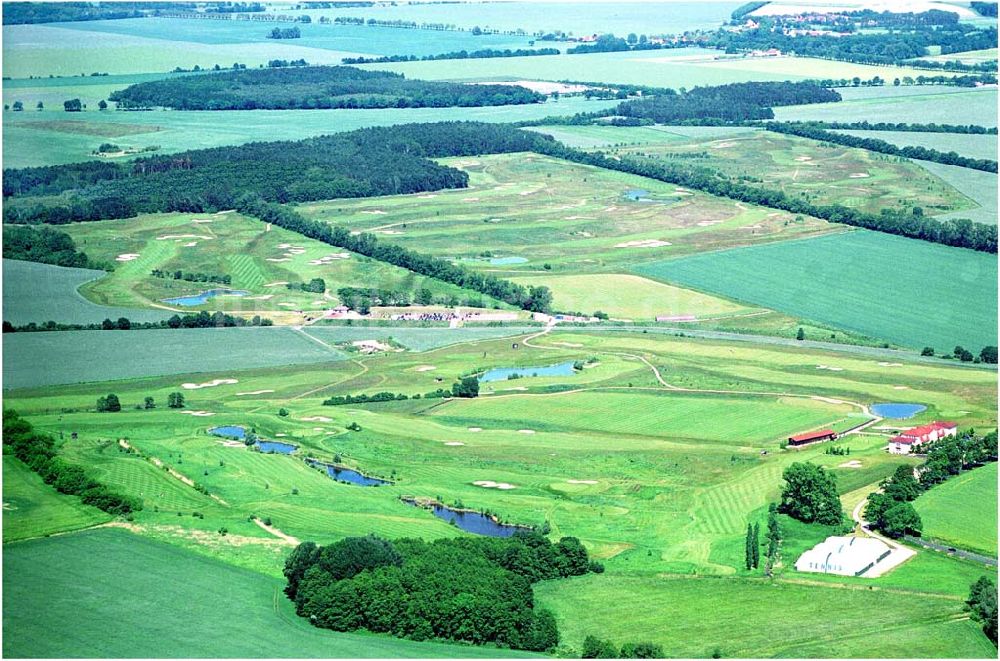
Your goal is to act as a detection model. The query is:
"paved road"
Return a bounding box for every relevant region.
[904,536,998,567]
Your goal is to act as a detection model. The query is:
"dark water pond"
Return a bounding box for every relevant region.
[871,403,927,419]
[479,361,577,382]
[163,288,250,307]
[256,440,297,454]
[307,459,392,487]
[406,500,532,537]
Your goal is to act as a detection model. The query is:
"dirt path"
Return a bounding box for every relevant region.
[253,518,300,545]
[851,497,916,577]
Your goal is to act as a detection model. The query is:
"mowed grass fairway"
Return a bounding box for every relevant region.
[2,528,535,658]
[2,456,110,542]
[914,462,998,557]
[636,231,999,351]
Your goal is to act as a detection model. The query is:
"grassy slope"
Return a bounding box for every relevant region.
[915,161,999,226]
[914,462,998,556]
[2,456,110,541]
[635,230,999,351]
[774,87,998,127]
[2,528,535,658]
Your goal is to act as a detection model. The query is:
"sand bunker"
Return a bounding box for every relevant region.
[192,218,213,223]
[116,253,140,262]
[552,342,584,347]
[849,173,870,178]
[157,234,212,241]
[615,239,671,248]
[463,197,480,202]
[567,479,598,485]
[444,441,466,446]
[266,258,290,263]
[417,194,438,199]
[415,365,437,372]
[264,281,288,287]
[893,385,909,390]
[180,410,215,417]
[379,230,403,235]
[181,378,238,390]
[312,427,325,432]
[518,429,536,434]
[696,220,723,227]
[300,416,333,422]
[236,389,275,396]
[308,252,350,265]
[838,460,863,469]
[816,365,844,371]
[246,294,274,300]
[362,210,388,215]
[275,433,287,437]
[794,156,813,162]
[182,241,198,247]
[473,480,517,490]
[468,427,483,432]
[219,440,246,448]
[711,141,736,149]
[877,362,903,367]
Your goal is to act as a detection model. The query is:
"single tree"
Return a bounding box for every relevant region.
[796,327,805,341]
[144,396,155,409]
[745,522,754,570]
[880,501,922,538]
[751,522,760,569]
[921,346,935,356]
[779,462,842,525]
[12,101,23,111]
[98,99,108,110]
[167,392,186,409]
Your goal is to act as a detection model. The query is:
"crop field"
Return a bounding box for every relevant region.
[2,98,618,169]
[2,457,111,542]
[914,462,998,556]
[4,326,995,655]
[511,273,752,320]
[915,162,999,226]
[526,124,759,149]
[636,230,999,351]
[915,47,998,64]
[609,131,971,217]
[774,87,998,127]
[2,259,174,326]
[295,151,835,290]
[61,211,489,314]
[2,528,532,658]
[834,129,999,163]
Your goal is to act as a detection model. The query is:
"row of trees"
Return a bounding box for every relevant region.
[150,269,232,285]
[3,224,104,269]
[342,47,560,65]
[2,409,142,516]
[2,311,274,334]
[97,392,186,411]
[582,637,665,658]
[322,377,479,406]
[108,66,544,111]
[283,532,600,650]
[286,278,326,293]
[766,122,998,173]
[266,26,301,39]
[923,345,998,364]
[803,121,997,135]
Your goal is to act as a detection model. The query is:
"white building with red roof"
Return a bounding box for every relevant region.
[888,421,958,455]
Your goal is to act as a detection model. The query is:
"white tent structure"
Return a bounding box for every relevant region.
[795,536,892,577]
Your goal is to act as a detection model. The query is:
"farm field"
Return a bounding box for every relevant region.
[2,259,174,326]
[2,528,533,658]
[773,87,998,127]
[915,47,998,64]
[608,130,971,217]
[834,129,999,163]
[526,124,759,149]
[915,161,999,226]
[60,211,493,314]
[636,230,999,352]
[2,456,111,542]
[914,462,998,557]
[296,151,835,272]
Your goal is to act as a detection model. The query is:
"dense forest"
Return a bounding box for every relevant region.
[108,66,544,111]
[284,532,601,650]
[767,122,998,173]
[971,1,998,17]
[342,47,560,65]
[615,81,839,123]
[2,2,146,24]
[3,224,104,269]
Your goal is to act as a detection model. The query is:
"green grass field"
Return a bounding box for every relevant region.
[774,87,998,127]
[2,456,110,541]
[635,230,999,351]
[2,528,535,658]
[914,462,998,557]
[915,162,999,226]
[833,130,999,163]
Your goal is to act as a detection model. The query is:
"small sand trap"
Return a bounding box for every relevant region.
[116,253,140,262]
[266,258,290,263]
[379,230,404,235]
[236,389,275,396]
[192,218,213,223]
[849,173,870,178]
[362,210,387,215]
[264,281,288,287]
[156,234,212,241]
[877,362,903,367]
[473,480,516,490]
[518,429,536,434]
[816,365,844,372]
[468,427,483,432]
[300,416,333,422]
[503,386,528,391]
[417,194,438,199]
[567,479,598,485]
[182,378,238,390]
[893,385,909,390]
[182,241,198,247]
[312,427,325,431]
[696,220,723,227]
[794,156,813,162]
[219,440,246,448]
[415,365,437,372]
[444,441,466,446]
[180,410,215,417]
[838,460,863,469]
[463,197,480,202]
[615,239,671,248]
[552,342,583,347]
[246,294,274,300]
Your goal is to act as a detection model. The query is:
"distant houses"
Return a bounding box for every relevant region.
[887,421,958,455]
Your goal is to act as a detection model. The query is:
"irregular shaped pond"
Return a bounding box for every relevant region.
[256,440,297,454]
[209,425,245,440]
[163,288,250,307]
[405,500,532,537]
[479,361,578,382]
[624,188,650,201]
[488,256,528,265]
[871,403,927,419]
[306,459,391,487]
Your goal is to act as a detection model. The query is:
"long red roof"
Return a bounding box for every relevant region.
[789,429,836,442]
[892,421,956,444]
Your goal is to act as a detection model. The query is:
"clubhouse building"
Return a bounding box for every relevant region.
[887,421,958,455]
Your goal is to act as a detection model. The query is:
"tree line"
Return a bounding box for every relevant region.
[766,122,998,173]
[2,311,274,334]
[802,121,997,135]
[3,224,106,269]
[3,409,142,516]
[971,1,998,17]
[108,65,544,111]
[284,532,601,650]
[582,637,664,658]
[2,2,145,24]
[342,47,560,65]
[321,377,477,406]
[266,26,301,39]
[150,269,232,285]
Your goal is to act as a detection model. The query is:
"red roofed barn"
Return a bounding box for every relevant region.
[788,429,837,446]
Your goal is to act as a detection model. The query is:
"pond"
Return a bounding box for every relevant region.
[162,288,250,307]
[406,500,532,537]
[479,361,578,382]
[307,459,392,487]
[871,403,928,419]
[488,256,528,265]
[624,188,651,201]
[256,440,297,454]
[209,425,245,440]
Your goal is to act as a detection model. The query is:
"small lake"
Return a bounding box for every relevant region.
[162,288,250,307]
[307,459,392,487]
[209,425,245,439]
[624,188,651,201]
[409,501,532,537]
[256,440,297,454]
[479,361,578,382]
[488,256,528,265]
[871,403,928,419]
